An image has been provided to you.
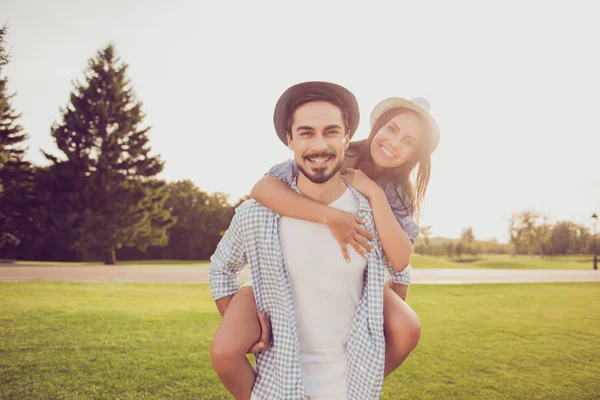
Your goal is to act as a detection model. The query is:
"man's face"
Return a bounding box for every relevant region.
[287,101,350,184]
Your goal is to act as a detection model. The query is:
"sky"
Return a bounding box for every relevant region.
[2,0,599,241]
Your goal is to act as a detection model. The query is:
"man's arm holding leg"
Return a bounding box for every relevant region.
[209,209,268,400]
[209,209,248,308]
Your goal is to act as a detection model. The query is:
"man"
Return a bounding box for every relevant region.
[209,81,405,399]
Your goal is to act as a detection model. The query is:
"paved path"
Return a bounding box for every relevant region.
[1,264,599,284]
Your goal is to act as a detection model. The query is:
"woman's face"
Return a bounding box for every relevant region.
[369,110,426,169]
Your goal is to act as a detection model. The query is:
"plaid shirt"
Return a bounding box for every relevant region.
[209,182,412,400]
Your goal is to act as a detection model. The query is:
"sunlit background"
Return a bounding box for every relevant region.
[4,0,599,241]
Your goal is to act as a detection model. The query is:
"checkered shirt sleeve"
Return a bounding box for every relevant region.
[208,207,248,301]
[385,262,412,285]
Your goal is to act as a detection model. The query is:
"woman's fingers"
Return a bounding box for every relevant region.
[329,211,375,261]
[353,232,374,255]
[356,226,374,242]
[353,215,366,225]
[339,242,351,263]
[348,238,369,259]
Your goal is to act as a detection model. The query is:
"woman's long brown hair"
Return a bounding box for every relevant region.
[346,107,432,220]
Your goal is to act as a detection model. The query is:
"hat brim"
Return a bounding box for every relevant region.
[370,97,440,153]
[274,81,360,145]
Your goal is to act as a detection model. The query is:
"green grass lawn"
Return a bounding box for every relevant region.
[410,254,595,270]
[7,254,595,270]
[1,282,598,399]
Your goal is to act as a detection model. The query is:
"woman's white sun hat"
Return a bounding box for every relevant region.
[370,97,440,153]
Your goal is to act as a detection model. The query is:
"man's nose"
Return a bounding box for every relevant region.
[312,133,328,149]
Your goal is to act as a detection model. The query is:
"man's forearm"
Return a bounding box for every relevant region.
[215,295,234,317]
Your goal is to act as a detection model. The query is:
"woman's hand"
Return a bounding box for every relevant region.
[342,168,381,199]
[326,208,375,262]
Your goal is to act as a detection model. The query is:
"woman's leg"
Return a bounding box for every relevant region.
[210,286,261,400]
[383,283,422,377]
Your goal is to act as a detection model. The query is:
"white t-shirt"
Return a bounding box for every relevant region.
[279,187,367,399]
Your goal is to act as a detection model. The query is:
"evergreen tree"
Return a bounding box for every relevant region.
[44,44,174,264]
[0,25,34,249]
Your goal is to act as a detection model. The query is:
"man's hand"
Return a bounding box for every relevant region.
[248,312,272,353]
[326,208,375,262]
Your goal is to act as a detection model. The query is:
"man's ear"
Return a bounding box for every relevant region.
[286,133,294,150]
[343,133,351,150]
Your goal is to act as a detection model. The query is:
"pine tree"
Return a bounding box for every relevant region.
[44,44,175,264]
[0,25,34,249]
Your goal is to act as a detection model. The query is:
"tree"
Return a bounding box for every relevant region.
[572,224,591,254]
[460,226,476,255]
[419,226,432,247]
[455,242,465,258]
[488,238,500,254]
[0,151,6,188]
[509,211,549,255]
[589,233,598,255]
[549,221,589,255]
[115,181,236,260]
[0,25,35,249]
[43,44,175,264]
[549,221,575,255]
[161,181,233,259]
[536,216,552,256]
[414,244,428,255]
[0,26,10,182]
[445,242,455,258]
[460,227,474,243]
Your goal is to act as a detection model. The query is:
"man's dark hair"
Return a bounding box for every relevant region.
[285,89,350,138]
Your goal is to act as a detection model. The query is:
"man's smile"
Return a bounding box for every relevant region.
[304,153,335,166]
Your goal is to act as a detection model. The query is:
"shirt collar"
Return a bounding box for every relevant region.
[290,176,372,213]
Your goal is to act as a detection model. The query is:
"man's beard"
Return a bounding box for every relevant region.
[296,151,344,184]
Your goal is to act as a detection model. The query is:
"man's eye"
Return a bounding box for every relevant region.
[300,132,310,136]
[327,130,339,135]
